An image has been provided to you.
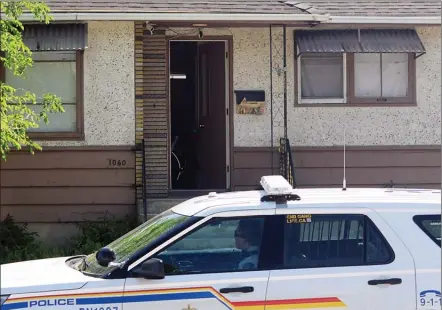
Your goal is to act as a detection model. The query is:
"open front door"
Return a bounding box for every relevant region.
[197,42,227,190]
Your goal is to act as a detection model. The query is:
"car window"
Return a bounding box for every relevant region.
[283,214,394,269]
[82,210,191,275]
[413,214,441,247]
[151,216,266,275]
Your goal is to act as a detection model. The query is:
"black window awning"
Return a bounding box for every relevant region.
[22,23,88,52]
[295,29,426,57]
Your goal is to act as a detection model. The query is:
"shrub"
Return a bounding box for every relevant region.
[0,214,138,265]
[67,214,138,256]
[0,215,66,264]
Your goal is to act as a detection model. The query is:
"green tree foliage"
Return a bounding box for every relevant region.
[1,1,64,160]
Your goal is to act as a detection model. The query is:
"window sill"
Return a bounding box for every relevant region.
[295,102,417,108]
[28,132,85,141]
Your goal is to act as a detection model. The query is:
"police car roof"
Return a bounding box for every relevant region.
[171,187,441,217]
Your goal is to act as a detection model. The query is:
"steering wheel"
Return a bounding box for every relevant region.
[163,256,197,274]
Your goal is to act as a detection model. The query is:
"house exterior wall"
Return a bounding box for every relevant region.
[187,26,440,147]
[40,21,136,147]
[0,21,137,243]
[162,26,439,191]
[1,22,440,243]
[164,26,440,190]
[232,146,441,190]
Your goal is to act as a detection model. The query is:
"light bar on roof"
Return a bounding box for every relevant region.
[260,175,293,195]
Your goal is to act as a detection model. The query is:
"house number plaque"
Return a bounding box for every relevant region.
[107,159,127,167]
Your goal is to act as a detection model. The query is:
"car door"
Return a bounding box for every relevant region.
[265,206,416,310]
[122,210,275,310]
[382,211,441,310]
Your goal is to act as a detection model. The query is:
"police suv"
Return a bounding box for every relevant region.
[1,176,441,310]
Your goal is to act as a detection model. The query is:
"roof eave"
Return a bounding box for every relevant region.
[328,15,441,25]
[1,12,331,24]
[3,12,439,26]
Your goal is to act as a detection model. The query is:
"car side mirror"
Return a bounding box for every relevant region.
[95,247,116,267]
[132,258,165,279]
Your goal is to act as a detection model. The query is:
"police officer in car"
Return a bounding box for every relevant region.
[234,219,262,270]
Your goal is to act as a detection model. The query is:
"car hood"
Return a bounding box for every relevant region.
[0,257,98,295]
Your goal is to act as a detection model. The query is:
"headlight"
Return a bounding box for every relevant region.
[1,295,10,306]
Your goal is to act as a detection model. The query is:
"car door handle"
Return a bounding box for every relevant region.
[219,286,254,294]
[368,278,402,286]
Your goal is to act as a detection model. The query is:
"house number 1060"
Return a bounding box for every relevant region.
[108,159,127,166]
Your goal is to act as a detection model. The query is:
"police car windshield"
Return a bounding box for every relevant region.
[82,210,189,275]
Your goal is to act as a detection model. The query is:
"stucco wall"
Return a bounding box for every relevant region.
[233,26,441,147]
[40,21,135,146]
[41,24,439,147]
[185,26,440,147]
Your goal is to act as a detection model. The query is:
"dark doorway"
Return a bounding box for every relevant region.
[170,41,227,191]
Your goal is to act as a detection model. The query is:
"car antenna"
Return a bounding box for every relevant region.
[342,124,347,191]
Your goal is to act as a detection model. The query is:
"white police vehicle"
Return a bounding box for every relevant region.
[1,175,441,310]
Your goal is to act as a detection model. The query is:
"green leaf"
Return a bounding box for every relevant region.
[1,1,63,161]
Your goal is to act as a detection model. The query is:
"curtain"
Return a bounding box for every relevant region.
[381,53,408,97]
[300,54,344,99]
[355,53,408,98]
[5,52,77,132]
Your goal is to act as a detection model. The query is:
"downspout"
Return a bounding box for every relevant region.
[283,25,288,141]
[141,139,147,222]
[269,25,274,175]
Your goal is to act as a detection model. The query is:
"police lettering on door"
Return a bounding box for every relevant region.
[27,298,119,310]
[29,299,75,307]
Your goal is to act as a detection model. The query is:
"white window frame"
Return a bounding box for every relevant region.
[296,47,347,105]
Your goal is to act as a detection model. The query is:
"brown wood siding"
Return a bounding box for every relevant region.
[135,23,169,198]
[232,146,441,190]
[1,147,136,223]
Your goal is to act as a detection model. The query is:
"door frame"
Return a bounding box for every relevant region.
[167,36,234,192]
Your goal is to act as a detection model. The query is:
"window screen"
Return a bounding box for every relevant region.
[283,214,394,269]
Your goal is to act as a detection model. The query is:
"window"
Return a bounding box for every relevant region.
[298,53,346,104]
[2,51,84,139]
[152,216,266,275]
[352,53,411,103]
[295,28,424,106]
[413,215,441,247]
[297,52,414,105]
[283,214,394,269]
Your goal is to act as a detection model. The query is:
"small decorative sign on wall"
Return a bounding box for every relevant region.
[234,90,265,115]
